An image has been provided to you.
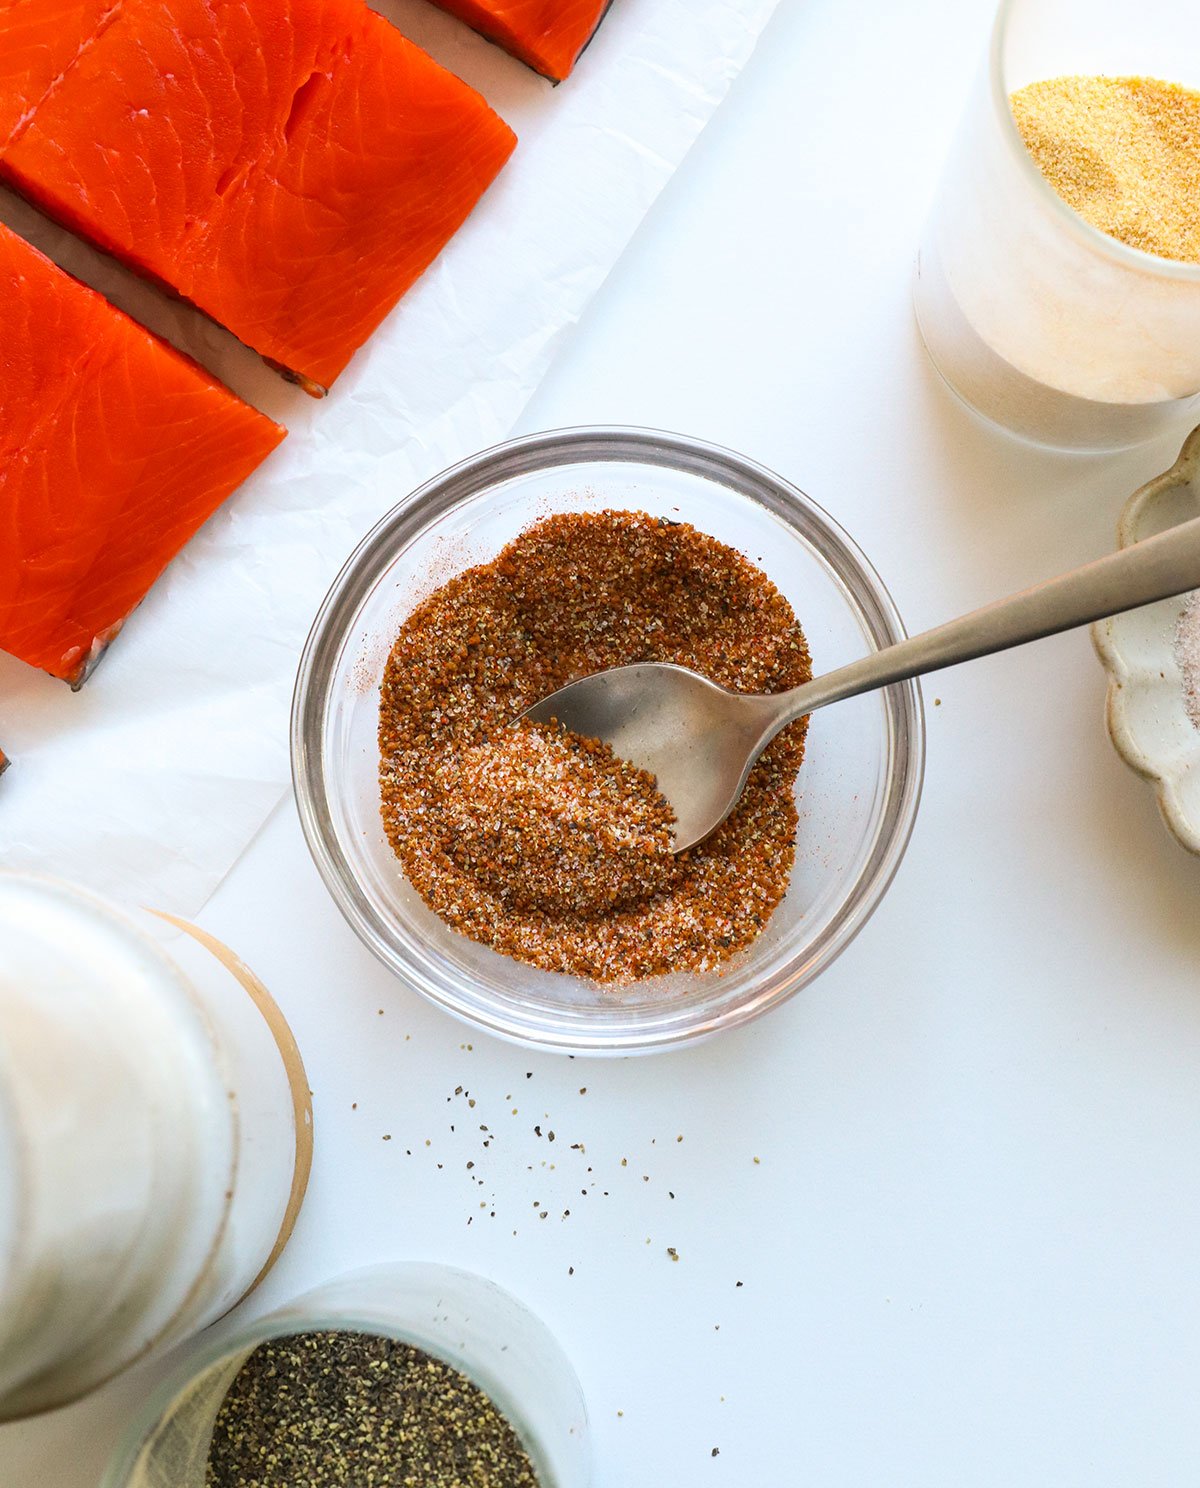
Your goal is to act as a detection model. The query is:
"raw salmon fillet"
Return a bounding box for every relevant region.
[0,222,285,686]
[428,0,610,80]
[0,0,517,394]
[0,0,119,148]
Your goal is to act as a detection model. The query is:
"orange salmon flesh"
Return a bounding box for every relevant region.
[0,0,518,392]
[0,221,285,685]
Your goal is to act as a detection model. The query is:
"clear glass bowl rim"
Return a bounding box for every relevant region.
[290,425,926,1053]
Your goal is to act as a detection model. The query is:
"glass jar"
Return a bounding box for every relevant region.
[101,1262,590,1487]
[915,0,1200,451]
[0,873,312,1420]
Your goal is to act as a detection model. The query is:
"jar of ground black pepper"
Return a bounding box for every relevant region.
[0,873,312,1421]
[101,1263,590,1488]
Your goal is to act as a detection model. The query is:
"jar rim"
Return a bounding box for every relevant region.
[100,1262,588,1488]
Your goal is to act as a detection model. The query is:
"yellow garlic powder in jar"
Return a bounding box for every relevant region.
[1010,75,1200,264]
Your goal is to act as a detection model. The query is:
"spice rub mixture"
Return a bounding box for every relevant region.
[205,1331,539,1487]
[379,511,811,982]
[1011,76,1200,263]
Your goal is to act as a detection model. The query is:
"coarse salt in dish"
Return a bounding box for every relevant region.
[1094,423,1200,857]
[1176,593,1200,729]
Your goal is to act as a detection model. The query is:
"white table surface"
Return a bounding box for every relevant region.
[6,0,1200,1482]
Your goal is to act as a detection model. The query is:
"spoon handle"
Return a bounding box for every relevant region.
[774,513,1200,727]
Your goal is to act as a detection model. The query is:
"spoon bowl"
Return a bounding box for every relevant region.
[523,663,785,852]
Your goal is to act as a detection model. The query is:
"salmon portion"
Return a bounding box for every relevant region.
[0,222,285,686]
[428,0,610,80]
[0,0,517,394]
[0,0,118,147]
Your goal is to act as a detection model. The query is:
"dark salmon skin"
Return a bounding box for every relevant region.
[0,222,285,686]
[0,0,518,393]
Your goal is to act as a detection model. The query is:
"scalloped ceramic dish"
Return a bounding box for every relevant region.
[1093,426,1200,855]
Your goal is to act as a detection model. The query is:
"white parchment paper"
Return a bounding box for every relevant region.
[0,0,779,913]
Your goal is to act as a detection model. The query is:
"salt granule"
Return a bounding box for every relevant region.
[1175,592,1200,730]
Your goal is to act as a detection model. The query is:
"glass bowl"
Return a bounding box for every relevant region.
[291,428,924,1053]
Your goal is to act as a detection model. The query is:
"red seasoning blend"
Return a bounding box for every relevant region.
[378,511,812,983]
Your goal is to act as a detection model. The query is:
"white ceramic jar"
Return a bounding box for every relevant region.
[0,873,312,1421]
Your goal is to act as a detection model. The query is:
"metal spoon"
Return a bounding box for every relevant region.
[523,513,1200,851]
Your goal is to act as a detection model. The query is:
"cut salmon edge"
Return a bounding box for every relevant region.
[538,0,616,82]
